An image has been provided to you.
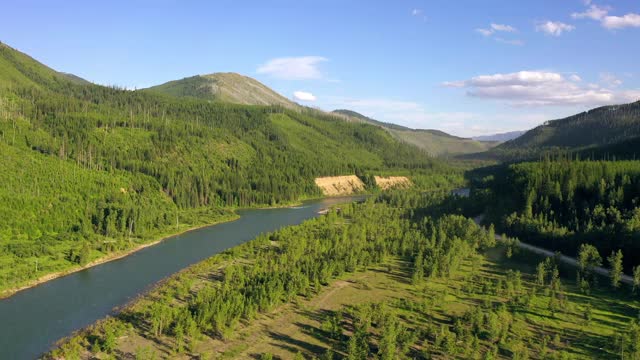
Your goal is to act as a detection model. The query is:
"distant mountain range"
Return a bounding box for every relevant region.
[332,110,496,157]
[473,131,525,143]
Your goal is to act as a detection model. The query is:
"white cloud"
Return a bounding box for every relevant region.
[476,23,522,45]
[293,91,316,102]
[572,4,609,20]
[602,13,640,29]
[570,74,582,82]
[536,21,575,36]
[476,28,494,37]
[600,72,623,87]
[257,56,328,80]
[491,23,516,32]
[448,71,564,87]
[444,70,640,107]
[572,3,640,29]
[476,23,517,36]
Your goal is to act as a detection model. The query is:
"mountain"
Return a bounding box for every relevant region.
[0,42,75,89]
[0,41,446,294]
[144,72,298,108]
[332,109,496,157]
[473,131,524,142]
[486,101,640,160]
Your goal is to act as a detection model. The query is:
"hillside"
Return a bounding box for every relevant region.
[0,42,447,295]
[332,109,495,156]
[487,101,640,160]
[333,109,411,130]
[473,130,524,142]
[144,72,298,108]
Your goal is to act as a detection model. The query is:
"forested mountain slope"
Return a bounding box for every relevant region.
[487,101,640,160]
[0,41,447,294]
[144,72,298,108]
[332,109,495,157]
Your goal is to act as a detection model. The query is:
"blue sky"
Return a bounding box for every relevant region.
[2,0,639,136]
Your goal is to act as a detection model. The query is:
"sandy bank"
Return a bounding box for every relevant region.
[374,176,411,190]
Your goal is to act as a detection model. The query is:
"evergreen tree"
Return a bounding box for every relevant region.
[608,250,624,289]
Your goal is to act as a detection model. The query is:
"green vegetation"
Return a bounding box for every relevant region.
[333,109,496,157]
[483,101,640,161]
[0,42,452,294]
[47,191,640,359]
[475,159,640,272]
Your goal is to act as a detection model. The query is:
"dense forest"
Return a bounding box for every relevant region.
[0,42,454,294]
[475,159,640,272]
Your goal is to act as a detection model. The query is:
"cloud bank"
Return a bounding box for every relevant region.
[444,70,640,107]
[536,21,575,36]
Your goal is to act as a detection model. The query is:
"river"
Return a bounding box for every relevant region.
[0,196,364,360]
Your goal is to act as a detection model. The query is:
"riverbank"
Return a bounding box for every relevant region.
[0,212,240,300]
[0,192,376,301]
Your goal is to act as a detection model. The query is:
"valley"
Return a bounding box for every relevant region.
[2,12,640,359]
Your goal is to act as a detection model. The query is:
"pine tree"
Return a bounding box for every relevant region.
[608,250,624,289]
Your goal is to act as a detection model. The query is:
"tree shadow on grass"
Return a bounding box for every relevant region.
[368,267,410,285]
[267,330,329,357]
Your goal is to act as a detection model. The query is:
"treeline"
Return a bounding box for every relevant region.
[477,159,640,271]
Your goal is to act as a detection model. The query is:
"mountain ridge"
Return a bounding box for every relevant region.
[332,109,495,156]
[482,100,640,160]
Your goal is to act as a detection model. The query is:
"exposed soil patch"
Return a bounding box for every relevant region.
[374,176,411,190]
[314,176,365,196]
